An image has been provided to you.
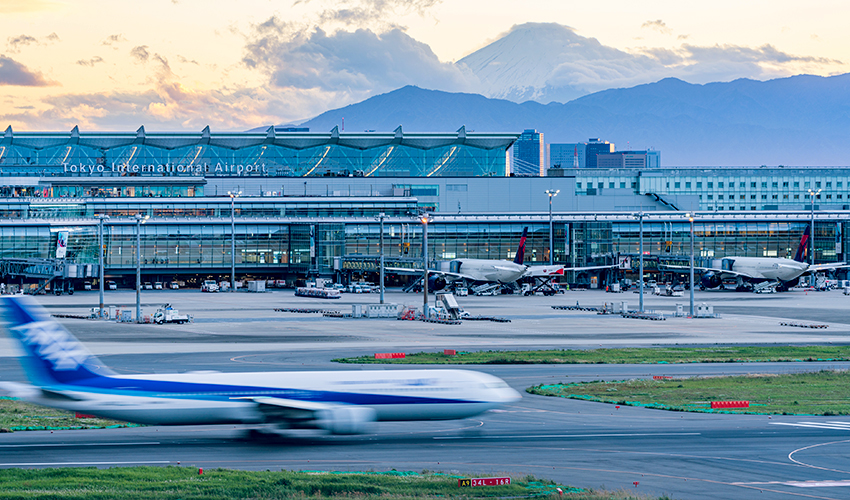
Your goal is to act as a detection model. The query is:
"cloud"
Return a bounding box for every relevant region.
[130,45,150,63]
[244,20,474,97]
[7,35,37,52]
[0,1,62,14]
[641,20,671,35]
[0,55,55,86]
[177,55,199,65]
[102,34,127,46]
[76,56,104,67]
[6,33,60,52]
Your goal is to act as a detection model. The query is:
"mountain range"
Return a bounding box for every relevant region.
[298,73,850,167]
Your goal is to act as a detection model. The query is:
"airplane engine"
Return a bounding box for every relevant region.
[428,276,447,291]
[700,272,723,290]
[314,406,377,435]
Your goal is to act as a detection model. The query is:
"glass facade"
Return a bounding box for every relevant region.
[1,198,418,220]
[0,128,516,178]
[4,218,842,278]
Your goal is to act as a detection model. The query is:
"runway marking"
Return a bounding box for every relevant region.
[0,442,160,448]
[772,421,850,431]
[786,480,850,488]
[434,432,700,440]
[788,439,850,475]
[735,480,850,488]
[0,461,170,466]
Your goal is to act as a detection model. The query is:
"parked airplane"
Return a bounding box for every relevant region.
[0,296,521,434]
[665,226,848,292]
[389,227,616,290]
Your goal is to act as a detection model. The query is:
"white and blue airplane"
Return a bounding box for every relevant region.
[0,296,521,435]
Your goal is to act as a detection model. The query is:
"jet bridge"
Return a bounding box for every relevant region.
[0,258,97,295]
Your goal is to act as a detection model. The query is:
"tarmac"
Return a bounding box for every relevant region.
[2,286,848,359]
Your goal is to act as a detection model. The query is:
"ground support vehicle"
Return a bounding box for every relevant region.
[153,304,191,324]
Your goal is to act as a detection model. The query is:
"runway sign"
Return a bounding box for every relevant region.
[458,477,511,487]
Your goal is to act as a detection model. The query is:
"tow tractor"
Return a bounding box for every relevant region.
[153,304,191,324]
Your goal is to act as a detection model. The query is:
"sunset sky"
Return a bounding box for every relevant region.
[1,0,847,131]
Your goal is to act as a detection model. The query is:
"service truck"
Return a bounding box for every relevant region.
[153,304,191,324]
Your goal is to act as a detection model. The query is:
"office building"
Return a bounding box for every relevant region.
[512,129,545,176]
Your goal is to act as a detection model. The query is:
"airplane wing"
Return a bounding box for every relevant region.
[809,262,850,272]
[384,266,473,281]
[660,264,762,279]
[233,396,376,434]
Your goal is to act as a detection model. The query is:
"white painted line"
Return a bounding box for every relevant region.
[0,461,171,467]
[771,422,850,430]
[0,442,160,448]
[785,480,850,488]
[434,432,700,440]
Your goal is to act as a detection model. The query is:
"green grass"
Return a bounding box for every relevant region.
[333,345,850,365]
[0,467,673,499]
[0,397,134,431]
[528,369,850,415]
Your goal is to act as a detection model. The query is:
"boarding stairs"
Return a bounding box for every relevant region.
[472,283,500,296]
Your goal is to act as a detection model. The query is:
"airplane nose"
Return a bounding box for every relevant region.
[499,387,522,403]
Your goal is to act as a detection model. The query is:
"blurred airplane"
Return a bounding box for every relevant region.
[0,296,521,435]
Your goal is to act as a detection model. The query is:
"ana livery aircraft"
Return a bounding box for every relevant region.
[666,226,848,292]
[0,296,520,434]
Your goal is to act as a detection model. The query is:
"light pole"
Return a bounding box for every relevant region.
[95,214,109,318]
[420,212,431,318]
[807,188,821,266]
[634,212,646,313]
[228,191,242,292]
[376,212,386,304]
[686,212,695,317]
[545,189,560,265]
[135,213,149,323]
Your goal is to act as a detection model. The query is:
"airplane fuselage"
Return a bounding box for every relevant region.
[16,369,520,427]
[452,259,526,283]
[724,257,809,282]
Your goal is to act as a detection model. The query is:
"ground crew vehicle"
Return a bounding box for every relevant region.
[153,304,191,324]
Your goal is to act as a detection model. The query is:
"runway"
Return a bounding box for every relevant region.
[2,289,850,499]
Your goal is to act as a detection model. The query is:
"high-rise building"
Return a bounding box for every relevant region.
[585,138,614,168]
[549,143,587,169]
[512,129,545,176]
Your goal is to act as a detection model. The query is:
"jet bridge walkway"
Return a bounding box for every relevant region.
[0,258,97,295]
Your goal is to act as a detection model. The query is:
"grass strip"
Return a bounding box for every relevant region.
[0,466,673,500]
[528,369,850,415]
[0,397,135,432]
[334,345,850,365]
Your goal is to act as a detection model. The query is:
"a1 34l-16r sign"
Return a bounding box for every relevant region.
[458,477,511,487]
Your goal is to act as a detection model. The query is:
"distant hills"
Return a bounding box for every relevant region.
[297,73,850,167]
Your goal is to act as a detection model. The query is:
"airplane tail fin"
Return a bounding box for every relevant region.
[0,296,114,387]
[513,227,528,265]
[793,226,811,263]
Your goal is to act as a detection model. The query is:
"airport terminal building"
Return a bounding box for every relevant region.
[2,126,849,288]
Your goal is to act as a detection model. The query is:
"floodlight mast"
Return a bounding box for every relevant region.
[228,191,242,292]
